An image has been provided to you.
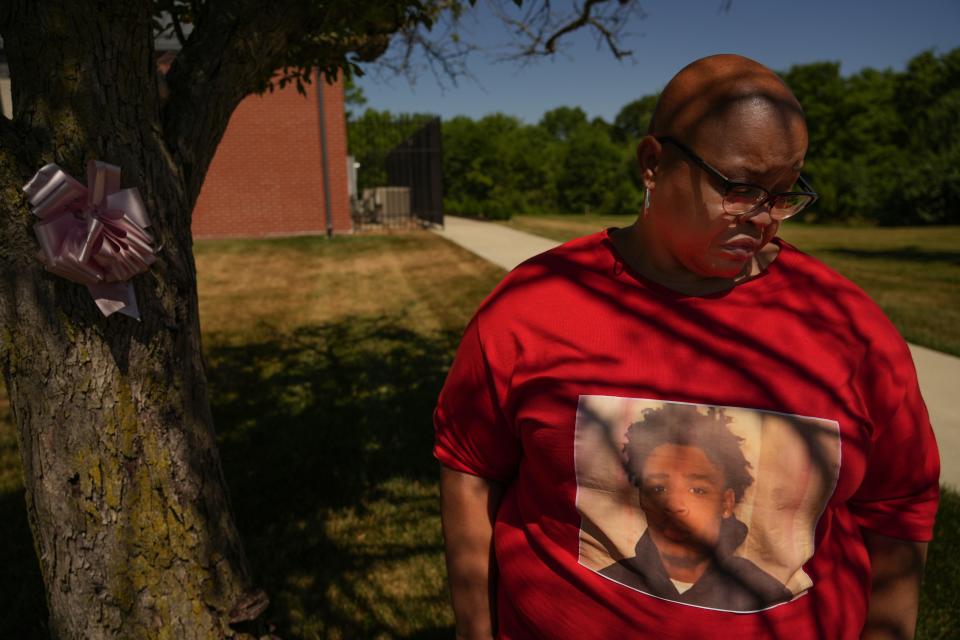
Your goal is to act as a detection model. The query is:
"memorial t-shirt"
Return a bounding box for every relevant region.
[434,230,939,639]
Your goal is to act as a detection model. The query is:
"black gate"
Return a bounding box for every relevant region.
[385,118,444,227]
[351,116,444,230]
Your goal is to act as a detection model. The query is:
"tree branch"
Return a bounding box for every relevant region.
[488,0,645,61]
[544,0,607,55]
[371,8,479,90]
[161,9,294,206]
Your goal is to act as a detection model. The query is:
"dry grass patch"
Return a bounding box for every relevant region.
[196,232,504,339]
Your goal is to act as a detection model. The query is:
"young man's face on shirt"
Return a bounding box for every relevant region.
[639,443,736,570]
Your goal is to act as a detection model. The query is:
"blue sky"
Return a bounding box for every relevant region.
[355,0,960,123]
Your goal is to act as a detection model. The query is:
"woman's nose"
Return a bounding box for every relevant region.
[744,202,775,227]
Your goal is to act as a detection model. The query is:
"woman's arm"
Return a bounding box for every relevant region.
[861,529,928,640]
[440,466,506,640]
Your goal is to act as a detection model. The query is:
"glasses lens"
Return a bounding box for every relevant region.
[723,185,767,214]
[771,193,814,219]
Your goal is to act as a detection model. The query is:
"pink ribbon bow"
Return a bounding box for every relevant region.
[22,160,157,319]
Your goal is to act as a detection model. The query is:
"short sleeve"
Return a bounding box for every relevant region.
[848,355,940,541]
[433,315,521,482]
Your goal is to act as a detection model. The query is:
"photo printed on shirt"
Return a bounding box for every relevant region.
[574,396,841,613]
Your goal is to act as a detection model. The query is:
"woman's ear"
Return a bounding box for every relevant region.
[636,136,662,192]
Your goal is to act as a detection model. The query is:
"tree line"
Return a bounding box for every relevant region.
[349,47,959,225]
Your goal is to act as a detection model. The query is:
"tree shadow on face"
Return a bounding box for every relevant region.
[208,315,459,638]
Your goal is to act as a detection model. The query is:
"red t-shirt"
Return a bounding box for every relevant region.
[434,230,939,639]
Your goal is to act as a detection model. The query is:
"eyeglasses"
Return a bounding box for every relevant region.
[656,136,818,220]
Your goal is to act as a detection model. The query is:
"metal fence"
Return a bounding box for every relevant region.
[351,116,444,231]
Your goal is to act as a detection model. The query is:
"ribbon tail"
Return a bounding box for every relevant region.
[87,281,140,320]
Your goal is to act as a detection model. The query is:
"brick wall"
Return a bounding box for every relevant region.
[192,73,351,238]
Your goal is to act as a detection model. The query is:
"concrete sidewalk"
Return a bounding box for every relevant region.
[434,215,958,489]
[435,215,560,271]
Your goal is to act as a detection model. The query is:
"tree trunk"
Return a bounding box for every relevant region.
[0,3,259,637]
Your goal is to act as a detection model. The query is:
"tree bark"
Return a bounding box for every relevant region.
[0,2,262,637]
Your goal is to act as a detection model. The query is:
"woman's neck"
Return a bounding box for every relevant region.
[610,222,779,296]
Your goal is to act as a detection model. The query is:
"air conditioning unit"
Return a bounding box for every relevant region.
[358,187,411,224]
[375,187,411,216]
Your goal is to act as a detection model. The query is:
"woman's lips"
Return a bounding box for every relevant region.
[718,238,760,260]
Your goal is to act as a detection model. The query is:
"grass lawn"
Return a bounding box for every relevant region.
[0,229,957,638]
[502,214,960,357]
[195,233,504,638]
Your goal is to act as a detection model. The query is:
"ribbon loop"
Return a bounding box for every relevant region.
[22,161,158,319]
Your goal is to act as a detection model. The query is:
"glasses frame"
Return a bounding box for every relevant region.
[655,136,818,220]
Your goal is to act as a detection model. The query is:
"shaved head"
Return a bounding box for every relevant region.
[649,54,804,145]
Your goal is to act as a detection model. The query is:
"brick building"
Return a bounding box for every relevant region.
[192,72,352,238]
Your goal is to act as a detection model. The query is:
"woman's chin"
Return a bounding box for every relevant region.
[692,257,748,280]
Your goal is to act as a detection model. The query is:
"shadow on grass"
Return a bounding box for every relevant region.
[820,246,960,265]
[209,316,459,638]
